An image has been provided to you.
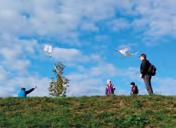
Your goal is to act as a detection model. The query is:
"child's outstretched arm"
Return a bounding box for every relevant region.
[25,88,35,95]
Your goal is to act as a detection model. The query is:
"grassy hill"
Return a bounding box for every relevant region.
[0,96,176,128]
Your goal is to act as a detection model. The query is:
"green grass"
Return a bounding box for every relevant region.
[1,95,176,128]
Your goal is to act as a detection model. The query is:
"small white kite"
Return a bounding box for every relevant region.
[43,44,53,56]
[116,47,138,56]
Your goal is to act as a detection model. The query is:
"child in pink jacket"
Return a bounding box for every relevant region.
[106,80,115,96]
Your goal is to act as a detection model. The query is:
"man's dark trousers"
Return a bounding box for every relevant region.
[143,75,154,94]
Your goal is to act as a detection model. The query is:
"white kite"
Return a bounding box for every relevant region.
[117,47,138,56]
[43,44,53,56]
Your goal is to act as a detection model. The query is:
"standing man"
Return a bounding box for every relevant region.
[140,53,155,95]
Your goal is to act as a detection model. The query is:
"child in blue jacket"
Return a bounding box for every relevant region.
[18,86,37,97]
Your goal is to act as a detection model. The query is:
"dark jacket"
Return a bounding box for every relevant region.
[140,59,151,78]
[25,88,35,96]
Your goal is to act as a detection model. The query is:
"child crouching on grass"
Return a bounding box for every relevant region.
[130,82,139,95]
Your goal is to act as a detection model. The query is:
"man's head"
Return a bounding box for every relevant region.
[140,53,146,61]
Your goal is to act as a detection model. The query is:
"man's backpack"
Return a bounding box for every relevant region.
[148,64,157,76]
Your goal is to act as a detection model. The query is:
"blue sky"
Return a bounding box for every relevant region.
[0,0,176,97]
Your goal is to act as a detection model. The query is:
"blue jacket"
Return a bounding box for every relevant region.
[18,90,26,97]
[18,88,35,97]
